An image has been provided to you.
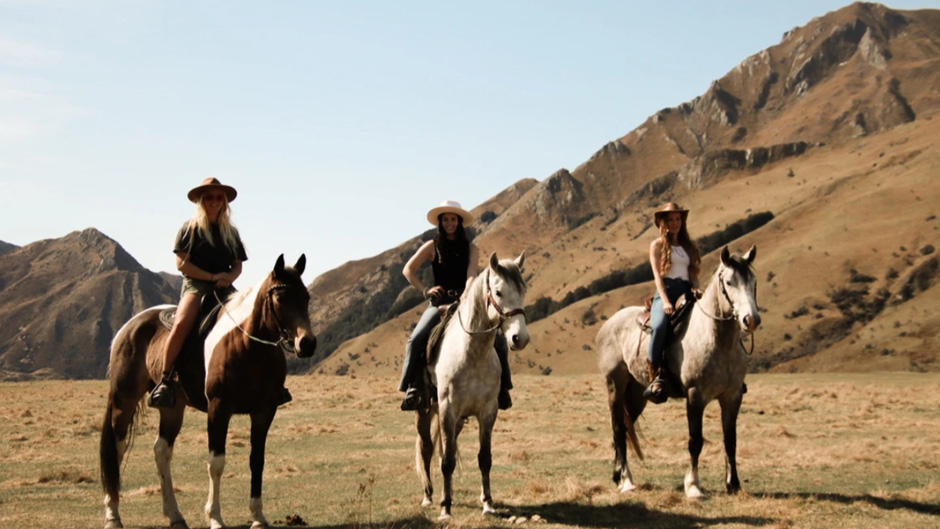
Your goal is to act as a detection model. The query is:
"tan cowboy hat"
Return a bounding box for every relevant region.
[653,201,689,227]
[427,200,474,226]
[187,177,237,203]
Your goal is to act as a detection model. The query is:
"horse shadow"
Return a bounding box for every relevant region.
[755,491,940,516]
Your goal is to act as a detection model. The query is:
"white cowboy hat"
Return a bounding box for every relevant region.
[426,200,474,226]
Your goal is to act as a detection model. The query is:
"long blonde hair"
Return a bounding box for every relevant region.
[186,195,239,253]
[659,222,700,278]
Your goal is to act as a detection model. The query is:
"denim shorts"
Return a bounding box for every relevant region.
[180,276,217,297]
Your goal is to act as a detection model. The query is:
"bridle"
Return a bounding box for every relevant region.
[458,268,526,335]
[694,265,757,354]
[215,281,301,354]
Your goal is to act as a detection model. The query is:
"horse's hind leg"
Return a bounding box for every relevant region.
[719,391,744,494]
[155,407,189,529]
[437,403,458,521]
[606,362,644,493]
[684,388,706,499]
[415,408,436,507]
[101,389,140,529]
[477,409,498,516]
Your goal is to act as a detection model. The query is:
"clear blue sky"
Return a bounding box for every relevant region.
[1,1,934,285]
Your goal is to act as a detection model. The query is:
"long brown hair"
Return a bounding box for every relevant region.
[434,215,469,264]
[659,221,700,278]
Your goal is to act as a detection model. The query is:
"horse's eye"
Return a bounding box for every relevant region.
[275,293,284,303]
[495,290,502,297]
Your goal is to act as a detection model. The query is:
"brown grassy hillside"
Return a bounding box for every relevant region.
[312,3,940,378]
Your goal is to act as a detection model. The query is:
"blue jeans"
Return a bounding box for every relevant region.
[398,303,512,392]
[648,278,693,369]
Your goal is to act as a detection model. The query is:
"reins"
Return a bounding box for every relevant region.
[214,283,297,354]
[458,268,526,336]
[693,266,756,355]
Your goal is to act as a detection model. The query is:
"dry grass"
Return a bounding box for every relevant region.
[1,373,939,528]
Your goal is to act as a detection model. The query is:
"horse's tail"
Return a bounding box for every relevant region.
[623,405,644,461]
[99,395,121,497]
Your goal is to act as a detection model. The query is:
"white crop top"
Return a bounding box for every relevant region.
[664,245,690,280]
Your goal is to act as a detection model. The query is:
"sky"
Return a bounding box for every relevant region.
[1,0,935,286]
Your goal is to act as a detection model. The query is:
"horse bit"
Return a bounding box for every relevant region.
[215,283,299,354]
[694,266,756,355]
[458,268,526,335]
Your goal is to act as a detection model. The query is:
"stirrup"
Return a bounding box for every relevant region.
[401,386,426,411]
[147,379,177,409]
[643,377,668,404]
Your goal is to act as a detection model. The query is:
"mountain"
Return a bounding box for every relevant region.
[304,3,940,378]
[0,240,18,257]
[0,229,177,381]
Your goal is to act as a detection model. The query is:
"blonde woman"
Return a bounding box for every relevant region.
[148,178,251,408]
[646,202,701,403]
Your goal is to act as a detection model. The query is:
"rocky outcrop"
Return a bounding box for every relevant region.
[0,240,17,257]
[0,229,177,380]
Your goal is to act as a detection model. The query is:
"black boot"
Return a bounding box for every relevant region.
[401,385,428,411]
[277,387,293,406]
[147,376,177,409]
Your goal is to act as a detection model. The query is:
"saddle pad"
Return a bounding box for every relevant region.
[426,303,459,367]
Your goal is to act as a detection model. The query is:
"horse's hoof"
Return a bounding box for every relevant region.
[250,522,269,529]
[104,518,124,529]
[421,496,433,507]
[169,520,190,529]
[618,480,637,493]
[437,512,452,523]
[685,485,704,499]
[482,502,497,515]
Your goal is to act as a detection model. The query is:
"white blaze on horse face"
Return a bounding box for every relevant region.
[493,258,529,350]
[204,281,264,377]
[724,266,760,333]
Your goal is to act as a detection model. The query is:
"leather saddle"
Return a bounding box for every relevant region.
[156,290,233,412]
[425,302,459,368]
[636,293,695,337]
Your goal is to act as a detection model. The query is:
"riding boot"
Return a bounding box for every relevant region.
[643,361,668,404]
[276,387,293,406]
[147,374,177,409]
[495,331,513,410]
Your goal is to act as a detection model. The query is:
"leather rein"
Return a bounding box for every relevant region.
[458,268,526,335]
[214,282,299,354]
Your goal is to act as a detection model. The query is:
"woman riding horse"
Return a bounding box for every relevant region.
[645,201,701,403]
[148,177,290,408]
[398,200,512,411]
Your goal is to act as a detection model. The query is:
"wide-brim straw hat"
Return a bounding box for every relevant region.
[187,177,237,203]
[653,202,689,227]
[427,200,474,226]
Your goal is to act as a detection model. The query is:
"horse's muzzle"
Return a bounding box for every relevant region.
[743,314,761,333]
[295,335,317,358]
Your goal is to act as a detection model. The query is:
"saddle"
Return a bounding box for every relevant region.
[156,290,234,412]
[426,302,459,368]
[635,293,696,399]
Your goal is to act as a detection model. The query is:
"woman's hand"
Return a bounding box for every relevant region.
[214,272,234,288]
[663,300,675,315]
[424,286,443,299]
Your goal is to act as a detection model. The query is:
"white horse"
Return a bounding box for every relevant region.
[595,246,760,498]
[415,252,529,521]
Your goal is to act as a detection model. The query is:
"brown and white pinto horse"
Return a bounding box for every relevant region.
[99,254,316,529]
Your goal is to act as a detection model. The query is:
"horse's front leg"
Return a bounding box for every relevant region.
[478,407,498,516]
[438,402,458,521]
[206,401,232,529]
[684,388,706,499]
[155,407,189,529]
[719,390,744,494]
[248,409,277,529]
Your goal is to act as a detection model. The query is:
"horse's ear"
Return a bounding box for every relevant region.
[294,254,306,276]
[514,251,526,271]
[274,254,286,276]
[489,252,499,270]
[743,245,756,264]
[720,246,732,267]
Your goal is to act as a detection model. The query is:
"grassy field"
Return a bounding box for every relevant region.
[1,373,938,529]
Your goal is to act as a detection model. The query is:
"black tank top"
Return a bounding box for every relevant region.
[431,239,469,298]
